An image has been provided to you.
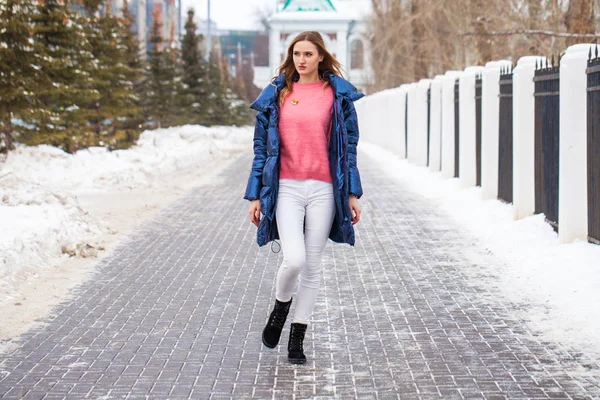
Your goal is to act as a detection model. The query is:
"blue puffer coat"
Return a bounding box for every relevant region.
[244,72,364,246]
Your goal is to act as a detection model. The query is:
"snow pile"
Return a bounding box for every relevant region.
[0,125,253,282]
[0,174,102,280]
[3,125,252,193]
[361,141,600,356]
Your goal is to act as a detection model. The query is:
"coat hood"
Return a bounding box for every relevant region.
[249,73,364,112]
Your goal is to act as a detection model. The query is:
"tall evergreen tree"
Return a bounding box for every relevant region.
[204,54,227,125]
[204,54,250,126]
[116,0,145,143]
[180,9,209,125]
[120,1,143,72]
[143,11,170,128]
[78,0,112,134]
[223,68,252,126]
[162,45,186,127]
[0,0,42,152]
[238,59,261,104]
[79,0,142,145]
[28,0,98,151]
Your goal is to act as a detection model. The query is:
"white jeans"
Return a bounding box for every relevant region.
[275,179,335,325]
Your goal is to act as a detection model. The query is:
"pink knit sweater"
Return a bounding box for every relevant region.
[278,81,334,183]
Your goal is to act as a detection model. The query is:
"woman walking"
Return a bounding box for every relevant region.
[244,31,364,364]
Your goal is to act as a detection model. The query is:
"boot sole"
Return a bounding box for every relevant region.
[288,357,306,364]
[262,335,278,349]
[262,327,280,348]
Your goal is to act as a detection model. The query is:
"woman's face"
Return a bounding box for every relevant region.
[293,40,323,80]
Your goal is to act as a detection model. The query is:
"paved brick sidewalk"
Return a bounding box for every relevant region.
[1,151,599,399]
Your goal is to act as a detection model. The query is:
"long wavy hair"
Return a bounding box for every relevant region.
[277,31,343,105]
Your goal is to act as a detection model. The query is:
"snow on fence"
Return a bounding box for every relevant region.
[358,43,600,245]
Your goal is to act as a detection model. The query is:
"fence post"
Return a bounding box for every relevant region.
[370,90,391,146]
[398,85,410,159]
[385,88,406,158]
[459,66,485,188]
[356,93,372,144]
[376,91,389,149]
[374,91,388,149]
[412,79,432,166]
[513,56,546,220]
[355,97,367,143]
[441,71,463,179]
[559,44,596,243]
[406,82,419,164]
[429,76,444,172]
[481,60,512,200]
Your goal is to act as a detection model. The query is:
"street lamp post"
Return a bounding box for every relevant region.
[206,0,212,60]
[178,0,182,44]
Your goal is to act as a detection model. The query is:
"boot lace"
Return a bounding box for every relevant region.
[270,305,288,329]
[290,326,306,351]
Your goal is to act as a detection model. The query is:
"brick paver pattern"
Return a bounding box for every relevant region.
[1,151,600,399]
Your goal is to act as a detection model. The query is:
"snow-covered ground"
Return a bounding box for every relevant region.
[0,125,253,349]
[1,126,598,361]
[361,142,600,360]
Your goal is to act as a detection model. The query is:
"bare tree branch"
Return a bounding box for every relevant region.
[367,0,596,91]
[459,29,599,38]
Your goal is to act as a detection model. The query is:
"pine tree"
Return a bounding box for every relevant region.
[180,9,209,125]
[79,0,143,148]
[228,87,252,126]
[204,53,231,126]
[204,54,250,126]
[143,11,170,128]
[114,0,145,147]
[224,68,252,126]
[238,59,261,103]
[121,1,143,73]
[162,45,186,127]
[0,0,42,152]
[28,0,98,152]
[79,0,113,135]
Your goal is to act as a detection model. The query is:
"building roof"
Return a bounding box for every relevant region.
[272,0,371,22]
[281,0,337,12]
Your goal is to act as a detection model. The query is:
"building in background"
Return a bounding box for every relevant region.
[88,0,372,92]
[217,31,269,78]
[99,0,180,52]
[262,0,373,93]
[199,0,372,93]
[191,17,268,93]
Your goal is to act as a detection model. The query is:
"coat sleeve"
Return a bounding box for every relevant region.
[244,110,269,201]
[343,98,363,199]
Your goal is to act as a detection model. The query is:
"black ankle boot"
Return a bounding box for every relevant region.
[262,299,292,348]
[287,323,307,364]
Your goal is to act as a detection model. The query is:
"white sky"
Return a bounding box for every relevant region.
[180,0,275,31]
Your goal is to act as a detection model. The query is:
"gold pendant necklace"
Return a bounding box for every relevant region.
[291,98,299,105]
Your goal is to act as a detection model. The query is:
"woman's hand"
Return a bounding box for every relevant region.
[349,195,361,225]
[249,200,262,227]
